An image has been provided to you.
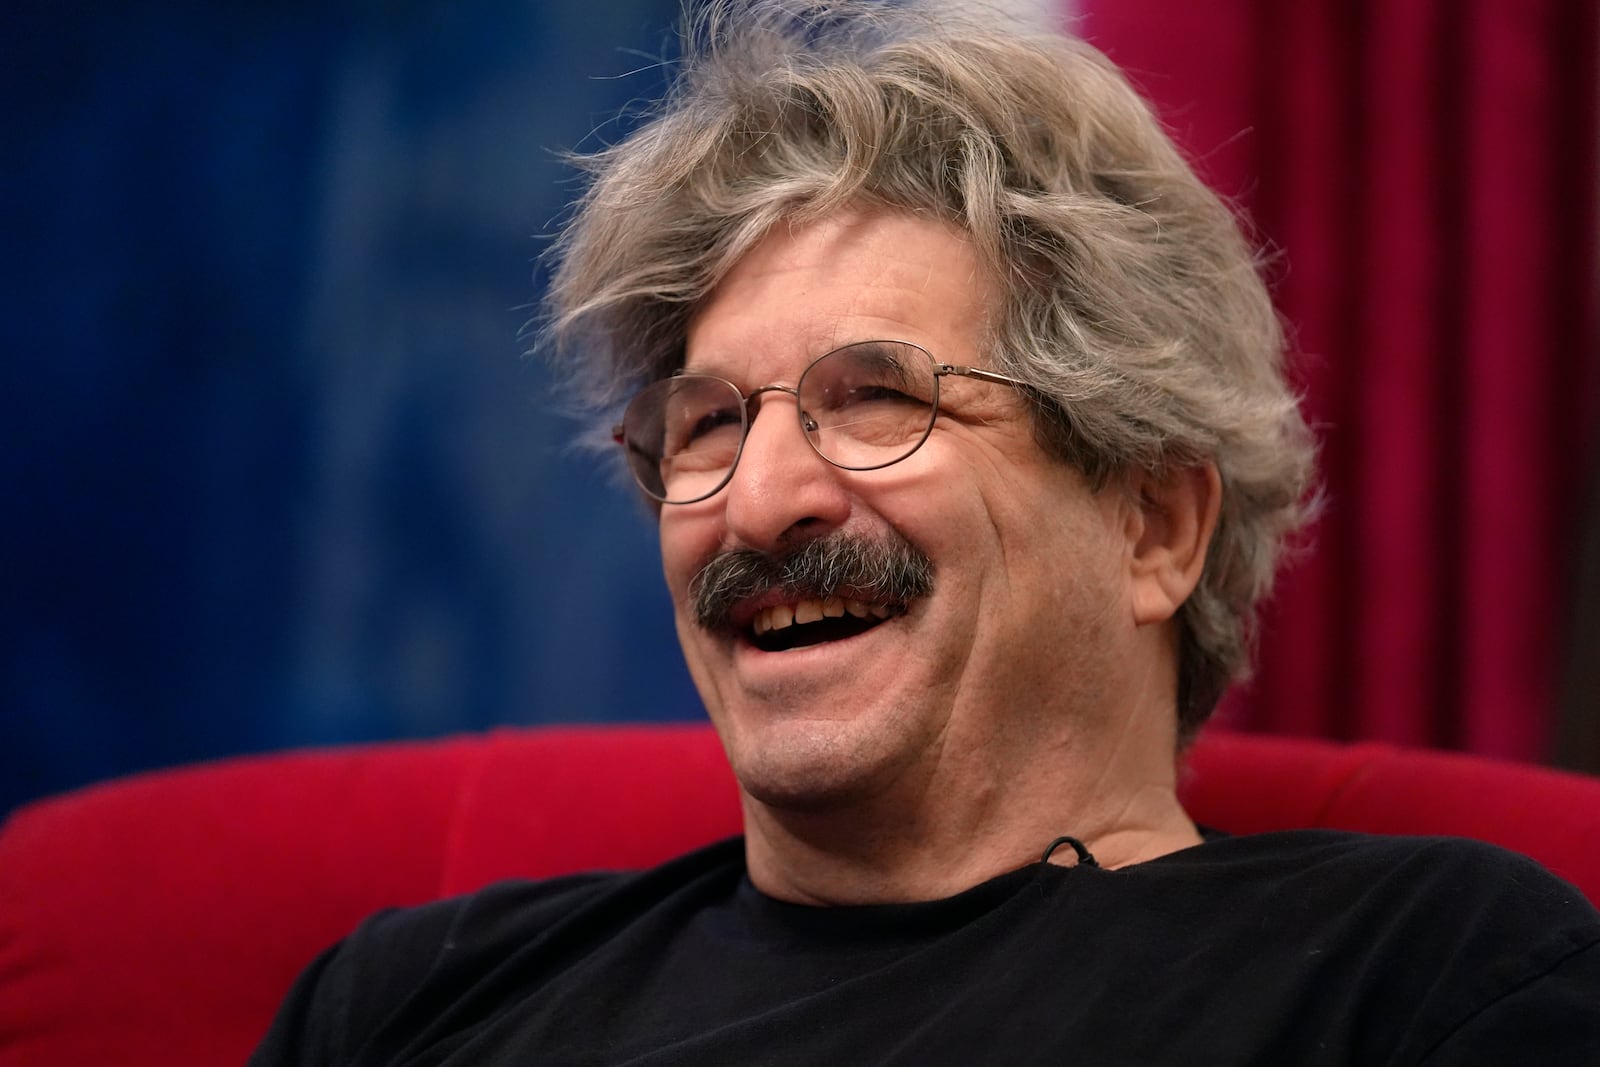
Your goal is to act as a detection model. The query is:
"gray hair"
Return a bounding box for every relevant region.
[543,0,1317,737]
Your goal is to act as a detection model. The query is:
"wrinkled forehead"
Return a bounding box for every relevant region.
[681,209,997,383]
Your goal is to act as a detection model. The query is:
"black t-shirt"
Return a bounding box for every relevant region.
[252,831,1600,1065]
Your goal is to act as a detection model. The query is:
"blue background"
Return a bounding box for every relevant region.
[3,0,701,816]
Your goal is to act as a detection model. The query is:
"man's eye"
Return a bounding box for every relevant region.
[841,384,919,406]
[682,407,742,444]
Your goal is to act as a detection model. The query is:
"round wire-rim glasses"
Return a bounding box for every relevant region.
[612,339,1031,504]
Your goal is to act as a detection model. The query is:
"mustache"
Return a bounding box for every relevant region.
[689,532,935,632]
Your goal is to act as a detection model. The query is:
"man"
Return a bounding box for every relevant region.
[253,1,1600,1062]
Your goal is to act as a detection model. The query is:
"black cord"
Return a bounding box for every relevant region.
[1040,835,1099,868]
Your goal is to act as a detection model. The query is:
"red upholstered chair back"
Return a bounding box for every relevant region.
[2,725,1597,1067]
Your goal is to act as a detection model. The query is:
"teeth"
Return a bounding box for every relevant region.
[751,598,896,635]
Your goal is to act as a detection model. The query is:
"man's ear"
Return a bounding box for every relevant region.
[1125,462,1222,626]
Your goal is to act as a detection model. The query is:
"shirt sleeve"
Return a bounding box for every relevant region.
[247,938,356,1067]
[1417,937,1600,1065]
[246,900,464,1066]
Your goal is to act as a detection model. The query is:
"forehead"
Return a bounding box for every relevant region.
[684,209,996,379]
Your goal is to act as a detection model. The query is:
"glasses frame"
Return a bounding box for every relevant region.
[611,340,1032,504]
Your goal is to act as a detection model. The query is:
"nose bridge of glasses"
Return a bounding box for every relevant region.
[743,383,817,433]
[744,381,799,409]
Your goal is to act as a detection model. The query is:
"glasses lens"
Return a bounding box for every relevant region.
[799,341,939,470]
[621,375,746,503]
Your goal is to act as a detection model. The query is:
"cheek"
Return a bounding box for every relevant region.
[969,467,1129,615]
[658,509,715,607]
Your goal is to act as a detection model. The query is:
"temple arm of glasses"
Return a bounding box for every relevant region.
[935,364,1032,389]
[614,431,659,466]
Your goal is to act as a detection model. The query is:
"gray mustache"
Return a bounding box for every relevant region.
[689,533,935,631]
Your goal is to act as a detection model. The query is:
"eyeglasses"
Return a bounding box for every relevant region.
[612,339,1031,504]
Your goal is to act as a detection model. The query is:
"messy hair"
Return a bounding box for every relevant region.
[543,0,1316,737]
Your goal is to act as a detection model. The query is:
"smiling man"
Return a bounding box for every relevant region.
[654,208,1214,903]
[252,1,1600,1062]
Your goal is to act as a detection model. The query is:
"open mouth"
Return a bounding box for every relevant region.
[747,596,901,652]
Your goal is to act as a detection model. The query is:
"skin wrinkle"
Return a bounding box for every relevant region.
[917,396,1054,764]
[966,420,1124,645]
[1007,606,1189,872]
[1071,645,1189,865]
[933,432,1137,864]
[958,438,1186,872]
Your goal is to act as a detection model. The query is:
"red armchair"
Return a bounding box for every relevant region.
[2,725,1597,1067]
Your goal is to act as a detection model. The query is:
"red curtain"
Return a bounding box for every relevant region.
[1079,0,1599,760]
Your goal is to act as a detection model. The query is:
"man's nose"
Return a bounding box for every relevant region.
[720,393,851,551]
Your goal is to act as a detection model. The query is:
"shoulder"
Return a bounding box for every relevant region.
[248,871,622,1064]
[1168,826,1574,885]
[250,837,748,1065]
[351,835,748,985]
[340,869,623,985]
[1159,829,1597,940]
[1151,830,1600,1062]
[352,835,745,961]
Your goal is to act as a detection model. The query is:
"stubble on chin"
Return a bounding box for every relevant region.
[716,693,935,814]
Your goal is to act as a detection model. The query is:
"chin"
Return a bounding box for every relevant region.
[720,710,920,814]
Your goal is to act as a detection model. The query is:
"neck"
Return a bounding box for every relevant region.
[739,718,1200,906]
